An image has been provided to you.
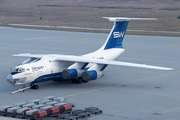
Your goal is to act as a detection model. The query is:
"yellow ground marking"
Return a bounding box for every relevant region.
[157,107,180,115]
[167,44,180,46]
[66,70,180,97]
[76,38,89,40]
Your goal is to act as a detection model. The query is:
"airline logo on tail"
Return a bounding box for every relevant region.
[113,31,125,38]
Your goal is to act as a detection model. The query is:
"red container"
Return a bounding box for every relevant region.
[48,107,60,114]
[24,108,31,115]
[35,110,47,117]
[60,104,72,110]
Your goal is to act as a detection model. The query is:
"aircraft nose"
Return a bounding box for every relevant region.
[6,74,13,83]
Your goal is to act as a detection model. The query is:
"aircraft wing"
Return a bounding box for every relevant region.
[12,53,46,58]
[52,55,173,71]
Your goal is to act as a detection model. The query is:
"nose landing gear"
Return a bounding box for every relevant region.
[30,84,39,89]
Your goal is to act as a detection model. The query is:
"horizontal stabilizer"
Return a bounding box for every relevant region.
[103,17,157,22]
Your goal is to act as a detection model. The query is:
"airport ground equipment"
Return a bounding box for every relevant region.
[7,106,21,117]
[0,96,103,119]
[60,104,72,113]
[40,106,54,113]
[47,107,60,117]
[85,107,102,114]
[32,104,46,110]
[58,113,72,119]
[16,108,31,119]
[22,103,36,109]
[13,102,28,107]
[0,105,13,116]
[29,99,42,105]
[26,109,39,120]
[39,100,52,105]
[10,86,31,94]
[63,115,78,120]
[177,15,180,19]
[54,103,67,108]
[35,110,48,119]
[72,109,90,118]
[68,103,75,107]
[45,101,58,106]
[43,96,56,101]
[53,96,66,103]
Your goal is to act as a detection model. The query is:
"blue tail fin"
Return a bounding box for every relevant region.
[104,21,129,50]
[103,17,157,50]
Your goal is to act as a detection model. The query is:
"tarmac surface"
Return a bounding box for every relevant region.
[0,27,180,120]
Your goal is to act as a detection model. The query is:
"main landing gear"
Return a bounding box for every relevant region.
[10,84,39,94]
[71,78,88,84]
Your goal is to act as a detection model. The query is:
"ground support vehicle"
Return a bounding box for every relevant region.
[89,109,102,114]
[0,105,12,116]
[7,106,21,117]
[53,97,66,103]
[68,103,75,107]
[47,107,60,117]
[32,104,45,110]
[29,99,42,105]
[54,103,67,109]
[16,108,31,118]
[13,102,28,107]
[85,107,102,114]
[43,96,56,101]
[45,101,58,106]
[25,109,39,120]
[60,104,72,113]
[58,113,71,119]
[63,115,78,120]
[35,110,48,120]
[39,100,52,105]
[72,109,90,118]
[40,106,54,113]
[22,103,36,109]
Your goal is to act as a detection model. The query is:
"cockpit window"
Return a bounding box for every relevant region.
[13,68,25,73]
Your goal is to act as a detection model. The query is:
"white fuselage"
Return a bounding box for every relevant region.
[7,48,125,86]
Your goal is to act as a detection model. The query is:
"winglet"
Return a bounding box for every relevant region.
[103,17,157,22]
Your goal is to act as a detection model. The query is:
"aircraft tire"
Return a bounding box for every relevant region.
[71,79,75,83]
[34,85,39,89]
[31,85,39,89]
[77,78,82,84]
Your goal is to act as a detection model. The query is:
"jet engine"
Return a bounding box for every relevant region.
[81,70,104,82]
[62,69,83,79]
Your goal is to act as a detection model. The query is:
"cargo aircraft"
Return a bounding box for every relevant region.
[6,17,173,94]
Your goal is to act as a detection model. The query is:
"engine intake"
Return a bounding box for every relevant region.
[62,69,83,79]
[82,70,104,81]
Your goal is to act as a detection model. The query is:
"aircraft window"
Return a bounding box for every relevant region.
[13,68,25,73]
[31,58,41,63]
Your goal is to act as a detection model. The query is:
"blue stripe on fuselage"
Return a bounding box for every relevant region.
[31,72,65,83]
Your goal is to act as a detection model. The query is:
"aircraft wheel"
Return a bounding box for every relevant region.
[31,85,39,89]
[77,78,82,84]
[34,85,39,89]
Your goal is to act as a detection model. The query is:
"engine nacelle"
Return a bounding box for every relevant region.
[62,69,83,80]
[81,70,104,82]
